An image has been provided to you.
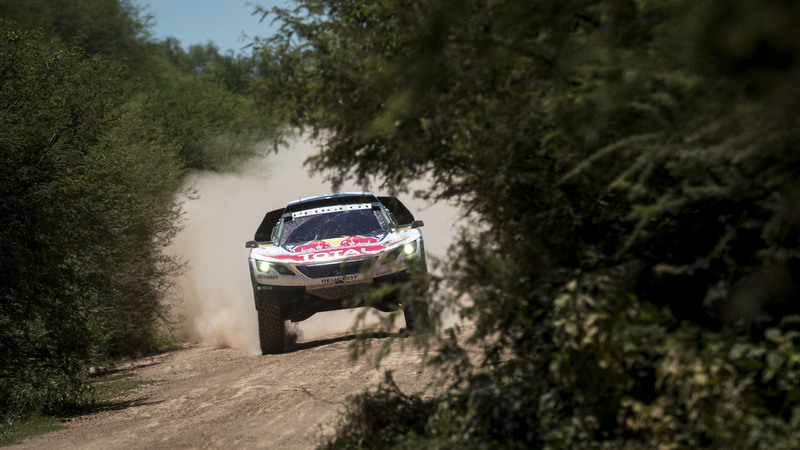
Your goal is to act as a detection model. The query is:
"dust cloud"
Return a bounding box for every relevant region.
[169,137,461,354]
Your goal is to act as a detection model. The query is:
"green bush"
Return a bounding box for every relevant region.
[0,0,276,423]
[0,22,183,422]
[323,372,434,449]
[254,0,800,447]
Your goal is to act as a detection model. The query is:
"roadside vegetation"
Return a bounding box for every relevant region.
[0,0,273,432]
[254,0,800,447]
[0,371,156,446]
[2,0,799,448]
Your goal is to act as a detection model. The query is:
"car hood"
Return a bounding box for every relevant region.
[249,230,418,264]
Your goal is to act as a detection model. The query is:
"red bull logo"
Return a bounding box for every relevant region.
[293,240,332,252]
[339,236,379,247]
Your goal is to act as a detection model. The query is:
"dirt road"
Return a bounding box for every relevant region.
[10,330,456,450]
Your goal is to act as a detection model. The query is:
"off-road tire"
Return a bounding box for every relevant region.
[402,273,432,332]
[403,303,432,332]
[254,290,285,354]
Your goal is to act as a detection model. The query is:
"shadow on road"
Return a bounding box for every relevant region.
[90,397,165,413]
[284,330,401,353]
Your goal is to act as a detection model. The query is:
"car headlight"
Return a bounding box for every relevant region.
[255,260,294,275]
[256,260,272,273]
[383,241,418,263]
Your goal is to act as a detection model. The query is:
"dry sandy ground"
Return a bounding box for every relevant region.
[9,330,460,450]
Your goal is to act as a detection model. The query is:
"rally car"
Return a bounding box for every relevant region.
[245,192,430,354]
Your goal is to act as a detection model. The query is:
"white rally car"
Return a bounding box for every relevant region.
[246,192,430,354]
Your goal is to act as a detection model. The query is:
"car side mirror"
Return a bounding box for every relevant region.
[245,240,259,248]
[411,220,424,228]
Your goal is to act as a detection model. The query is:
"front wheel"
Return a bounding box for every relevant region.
[254,290,285,354]
[403,303,432,332]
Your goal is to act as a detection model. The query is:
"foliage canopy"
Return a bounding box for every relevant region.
[253,0,800,447]
[0,0,276,424]
[0,22,183,420]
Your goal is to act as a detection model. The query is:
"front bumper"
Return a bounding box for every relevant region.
[248,238,427,322]
[258,269,417,322]
[249,238,426,291]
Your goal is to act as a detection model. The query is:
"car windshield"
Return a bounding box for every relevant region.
[280,208,388,245]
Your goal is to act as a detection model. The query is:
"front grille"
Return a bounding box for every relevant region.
[296,258,377,279]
